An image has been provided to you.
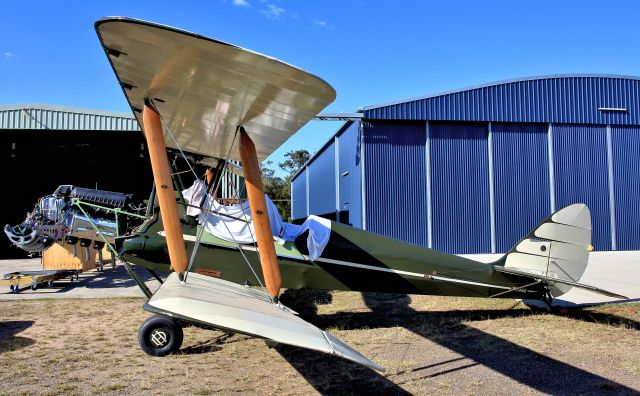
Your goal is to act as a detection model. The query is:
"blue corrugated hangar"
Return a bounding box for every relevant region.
[291,74,640,254]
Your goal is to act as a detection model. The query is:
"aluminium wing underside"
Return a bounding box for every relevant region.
[145,272,384,372]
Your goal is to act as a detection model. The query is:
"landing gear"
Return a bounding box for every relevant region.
[522,291,555,312]
[138,315,183,356]
[542,290,553,308]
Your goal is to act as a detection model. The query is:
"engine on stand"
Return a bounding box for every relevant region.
[4,185,147,267]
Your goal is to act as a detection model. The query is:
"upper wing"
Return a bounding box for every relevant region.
[95,17,336,162]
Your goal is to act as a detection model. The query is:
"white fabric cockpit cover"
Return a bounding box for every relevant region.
[182,181,331,260]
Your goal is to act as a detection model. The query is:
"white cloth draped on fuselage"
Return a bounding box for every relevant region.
[182,180,331,260]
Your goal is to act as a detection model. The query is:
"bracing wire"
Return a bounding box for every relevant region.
[149,101,271,298]
[184,130,238,278]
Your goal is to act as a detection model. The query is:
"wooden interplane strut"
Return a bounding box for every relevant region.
[142,103,188,275]
[239,128,282,298]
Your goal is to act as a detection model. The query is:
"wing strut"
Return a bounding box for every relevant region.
[239,127,282,299]
[142,102,188,276]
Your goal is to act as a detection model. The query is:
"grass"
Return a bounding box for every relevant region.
[0,294,638,395]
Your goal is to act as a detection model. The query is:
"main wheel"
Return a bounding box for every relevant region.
[138,315,183,357]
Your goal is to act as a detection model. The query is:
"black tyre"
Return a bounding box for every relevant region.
[138,315,183,357]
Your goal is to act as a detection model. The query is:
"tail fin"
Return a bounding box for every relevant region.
[496,203,593,297]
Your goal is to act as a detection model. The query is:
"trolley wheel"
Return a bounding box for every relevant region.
[138,315,183,357]
[31,283,37,290]
[47,280,54,288]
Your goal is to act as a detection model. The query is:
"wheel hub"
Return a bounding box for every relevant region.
[150,328,169,347]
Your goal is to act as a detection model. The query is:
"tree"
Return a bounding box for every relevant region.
[279,149,310,182]
[261,160,290,220]
[261,149,310,221]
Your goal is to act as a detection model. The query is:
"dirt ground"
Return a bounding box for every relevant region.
[0,291,638,395]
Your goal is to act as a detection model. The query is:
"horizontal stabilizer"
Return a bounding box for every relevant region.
[145,272,384,372]
[496,266,628,300]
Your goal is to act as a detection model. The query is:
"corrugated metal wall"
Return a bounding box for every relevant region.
[429,122,491,253]
[295,75,640,252]
[308,143,336,217]
[552,124,612,250]
[291,169,308,220]
[492,123,551,252]
[363,121,427,247]
[611,125,640,250]
[364,76,640,126]
[0,105,139,130]
[337,122,362,228]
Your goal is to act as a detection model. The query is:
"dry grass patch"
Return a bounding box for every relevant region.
[0,294,638,395]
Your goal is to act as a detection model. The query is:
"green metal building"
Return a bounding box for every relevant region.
[0,104,151,258]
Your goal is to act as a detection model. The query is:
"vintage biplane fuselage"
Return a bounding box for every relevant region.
[119,203,549,301]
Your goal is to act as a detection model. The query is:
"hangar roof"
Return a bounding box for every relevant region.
[362,74,640,125]
[293,74,640,184]
[0,104,139,131]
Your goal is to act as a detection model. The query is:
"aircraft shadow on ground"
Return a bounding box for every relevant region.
[179,332,251,355]
[276,289,412,395]
[0,320,35,353]
[276,290,639,395]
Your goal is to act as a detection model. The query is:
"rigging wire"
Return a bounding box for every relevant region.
[149,101,271,298]
[183,135,269,298]
[184,130,237,279]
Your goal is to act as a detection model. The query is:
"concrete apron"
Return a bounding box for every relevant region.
[461,251,640,307]
[1,251,638,305]
[0,258,159,300]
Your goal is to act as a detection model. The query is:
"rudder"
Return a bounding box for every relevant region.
[496,204,593,297]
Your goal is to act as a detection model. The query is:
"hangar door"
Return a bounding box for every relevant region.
[552,124,611,250]
[308,143,337,220]
[0,130,152,258]
[364,121,427,247]
[291,169,308,221]
[337,122,362,228]
[429,122,490,254]
[611,126,640,250]
[491,123,551,252]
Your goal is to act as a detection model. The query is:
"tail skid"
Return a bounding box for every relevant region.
[495,266,628,300]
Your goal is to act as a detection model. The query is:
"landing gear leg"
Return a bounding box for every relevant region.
[542,291,553,309]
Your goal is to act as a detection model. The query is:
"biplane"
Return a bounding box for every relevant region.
[87,17,631,371]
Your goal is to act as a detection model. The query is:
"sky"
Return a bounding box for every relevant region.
[1,0,640,174]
